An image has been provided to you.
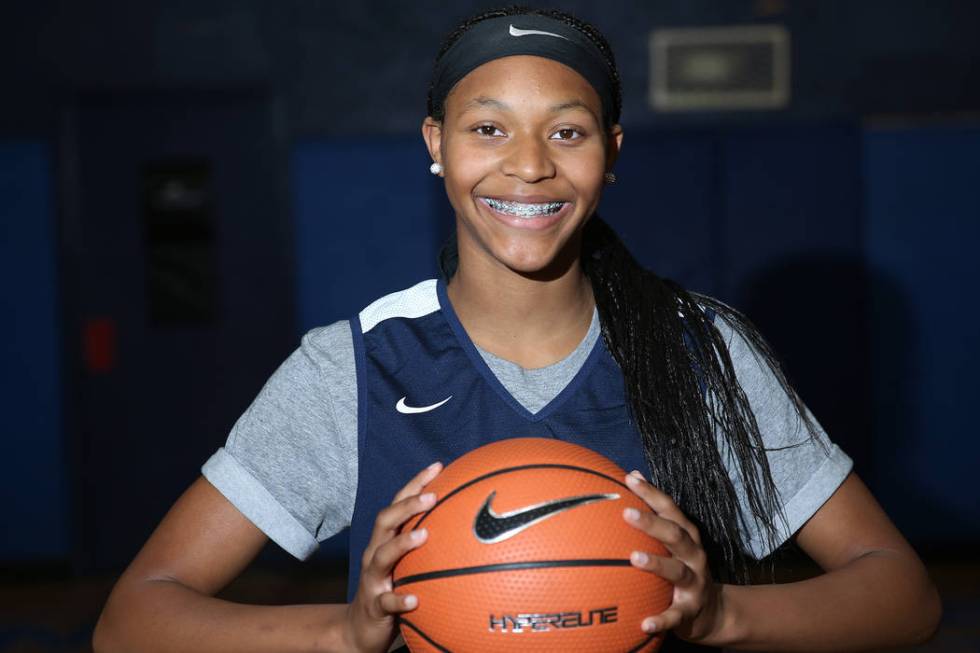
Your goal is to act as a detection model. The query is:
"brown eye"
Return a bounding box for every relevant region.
[551,128,582,141]
[475,124,503,137]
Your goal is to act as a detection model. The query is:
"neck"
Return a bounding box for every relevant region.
[446,244,595,369]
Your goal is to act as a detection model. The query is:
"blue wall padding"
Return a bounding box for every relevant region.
[865,125,980,542]
[720,126,873,473]
[600,133,718,295]
[603,127,872,474]
[0,142,67,559]
[292,138,445,332]
[721,127,864,298]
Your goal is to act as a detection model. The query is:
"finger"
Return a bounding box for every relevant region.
[369,528,428,575]
[361,492,436,569]
[626,472,701,543]
[642,607,685,634]
[623,507,696,555]
[374,491,437,535]
[625,471,695,527]
[630,551,693,585]
[393,461,443,503]
[376,590,419,616]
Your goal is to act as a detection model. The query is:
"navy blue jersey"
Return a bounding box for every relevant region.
[346,278,656,598]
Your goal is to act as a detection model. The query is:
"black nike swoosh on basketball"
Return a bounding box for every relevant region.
[473,491,619,543]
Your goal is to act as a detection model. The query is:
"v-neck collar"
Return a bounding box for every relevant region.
[436,278,605,423]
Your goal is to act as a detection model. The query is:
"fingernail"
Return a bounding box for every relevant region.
[626,473,641,486]
[631,551,649,566]
[642,617,658,633]
[624,507,640,521]
[404,594,418,609]
[410,528,428,543]
[427,461,441,472]
[419,492,436,505]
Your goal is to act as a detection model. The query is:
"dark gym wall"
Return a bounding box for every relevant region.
[59,90,296,571]
[864,124,980,545]
[291,137,447,332]
[2,1,979,136]
[0,143,66,559]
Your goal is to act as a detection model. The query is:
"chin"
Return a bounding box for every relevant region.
[497,242,579,279]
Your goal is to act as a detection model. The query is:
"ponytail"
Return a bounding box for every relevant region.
[582,216,819,582]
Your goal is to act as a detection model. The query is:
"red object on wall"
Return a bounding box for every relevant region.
[84,318,116,374]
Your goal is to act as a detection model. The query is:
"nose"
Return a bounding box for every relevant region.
[500,134,556,183]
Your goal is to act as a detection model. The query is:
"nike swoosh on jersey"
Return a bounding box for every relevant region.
[509,24,570,40]
[474,490,619,543]
[396,395,452,414]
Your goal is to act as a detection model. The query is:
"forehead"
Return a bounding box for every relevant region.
[446,55,602,115]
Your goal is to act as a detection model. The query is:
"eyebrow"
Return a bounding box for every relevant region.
[548,100,594,114]
[458,96,598,118]
[459,96,510,114]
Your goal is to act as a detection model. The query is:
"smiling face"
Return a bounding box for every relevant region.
[423,55,622,279]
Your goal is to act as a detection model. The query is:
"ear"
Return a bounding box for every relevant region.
[422,117,444,174]
[605,123,623,173]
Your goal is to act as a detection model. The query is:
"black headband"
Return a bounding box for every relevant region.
[430,14,618,125]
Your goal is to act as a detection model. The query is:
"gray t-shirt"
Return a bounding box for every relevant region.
[203,307,851,561]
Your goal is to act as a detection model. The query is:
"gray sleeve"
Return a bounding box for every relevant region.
[714,316,853,560]
[201,320,359,560]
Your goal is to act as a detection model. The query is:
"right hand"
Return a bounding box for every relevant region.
[343,461,443,653]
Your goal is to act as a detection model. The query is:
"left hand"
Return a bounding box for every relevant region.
[622,470,725,643]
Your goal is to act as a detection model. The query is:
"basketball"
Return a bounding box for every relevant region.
[393,437,673,652]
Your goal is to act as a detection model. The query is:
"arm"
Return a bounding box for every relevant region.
[719,472,942,650]
[93,477,346,653]
[624,471,942,652]
[94,465,441,653]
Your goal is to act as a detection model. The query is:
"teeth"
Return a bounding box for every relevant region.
[483,197,566,217]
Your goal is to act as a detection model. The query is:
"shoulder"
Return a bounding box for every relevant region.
[692,293,828,453]
[275,320,355,390]
[691,293,765,375]
[690,293,800,423]
[357,278,440,334]
[300,320,351,354]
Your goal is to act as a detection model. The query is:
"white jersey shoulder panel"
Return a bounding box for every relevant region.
[358,279,440,333]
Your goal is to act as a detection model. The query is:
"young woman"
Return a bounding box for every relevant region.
[94,7,941,653]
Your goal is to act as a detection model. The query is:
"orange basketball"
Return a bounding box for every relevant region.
[393,437,673,652]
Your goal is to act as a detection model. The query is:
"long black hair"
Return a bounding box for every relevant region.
[430,6,819,583]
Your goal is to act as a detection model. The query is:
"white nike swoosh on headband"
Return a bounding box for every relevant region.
[396,395,452,414]
[509,24,569,40]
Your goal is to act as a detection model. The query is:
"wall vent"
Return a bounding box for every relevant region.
[650,25,790,111]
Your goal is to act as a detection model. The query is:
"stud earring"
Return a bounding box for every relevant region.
[603,172,617,184]
[430,162,443,175]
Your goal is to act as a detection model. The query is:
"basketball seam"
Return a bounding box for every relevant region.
[626,633,660,652]
[412,463,630,531]
[398,616,453,652]
[393,558,633,588]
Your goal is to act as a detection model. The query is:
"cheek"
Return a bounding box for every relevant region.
[556,138,607,173]
[447,158,484,188]
[563,153,607,196]
[443,142,489,192]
